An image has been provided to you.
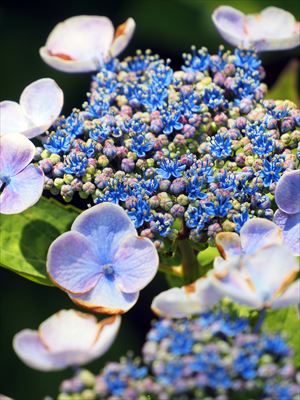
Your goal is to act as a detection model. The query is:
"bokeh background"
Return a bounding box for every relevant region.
[0,0,299,398]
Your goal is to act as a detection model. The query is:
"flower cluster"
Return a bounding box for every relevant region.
[55,311,300,400]
[36,47,300,249]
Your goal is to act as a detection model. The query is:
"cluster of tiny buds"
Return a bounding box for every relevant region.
[35,47,300,249]
[54,311,300,400]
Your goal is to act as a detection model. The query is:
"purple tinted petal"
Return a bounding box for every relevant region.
[274,210,300,256]
[272,280,300,309]
[113,236,159,293]
[72,203,136,263]
[212,6,246,47]
[47,231,101,294]
[0,164,44,214]
[40,16,114,72]
[13,329,63,371]
[19,78,64,138]
[110,18,136,57]
[244,245,298,301]
[275,170,300,214]
[0,134,35,177]
[39,310,99,352]
[240,218,282,254]
[215,232,241,260]
[0,101,32,136]
[69,277,139,314]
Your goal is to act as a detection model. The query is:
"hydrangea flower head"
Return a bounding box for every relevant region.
[0,134,44,214]
[212,6,300,51]
[274,170,300,255]
[13,309,121,371]
[0,78,63,138]
[47,203,159,314]
[40,15,135,72]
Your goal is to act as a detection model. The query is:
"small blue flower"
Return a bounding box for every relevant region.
[204,194,232,218]
[182,46,211,72]
[233,209,249,233]
[260,158,284,187]
[89,124,110,142]
[150,213,174,237]
[130,134,153,157]
[161,108,183,135]
[44,130,72,154]
[128,197,152,228]
[233,49,261,71]
[210,133,232,159]
[186,178,207,201]
[64,153,88,177]
[65,113,84,138]
[202,87,225,110]
[156,158,186,179]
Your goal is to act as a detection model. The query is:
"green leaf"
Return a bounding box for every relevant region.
[0,197,80,286]
[263,306,300,367]
[266,60,300,106]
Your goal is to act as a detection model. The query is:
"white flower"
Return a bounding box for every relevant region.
[13,309,121,371]
[151,277,220,319]
[0,78,63,138]
[212,6,300,51]
[40,16,135,73]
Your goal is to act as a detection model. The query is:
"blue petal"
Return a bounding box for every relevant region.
[274,210,300,256]
[0,133,35,177]
[0,164,44,214]
[113,236,159,293]
[69,277,139,314]
[47,231,101,294]
[71,203,137,262]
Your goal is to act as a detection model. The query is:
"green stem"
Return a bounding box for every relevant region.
[177,239,200,284]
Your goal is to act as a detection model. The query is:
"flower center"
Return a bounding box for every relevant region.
[0,175,11,193]
[102,264,115,279]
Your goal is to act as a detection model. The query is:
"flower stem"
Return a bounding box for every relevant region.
[253,308,266,333]
[177,239,200,284]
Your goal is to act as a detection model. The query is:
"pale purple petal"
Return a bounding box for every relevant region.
[0,101,32,136]
[0,133,35,177]
[212,6,246,48]
[110,18,136,57]
[246,7,300,51]
[275,170,300,214]
[244,245,298,301]
[0,164,44,214]
[210,261,262,308]
[113,236,158,293]
[40,16,114,72]
[215,232,241,260]
[69,277,139,314]
[272,280,300,309]
[274,210,300,256]
[13,330,64,371]
[47,231,101,294]
[19,78,64,138]
[39,310,100,352]
[151,287,202,319]
[240,218,282,254]
[72,203,137,263]
[91,315,121,356]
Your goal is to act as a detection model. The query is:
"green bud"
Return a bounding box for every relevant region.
[54,178,64,189]
[64,174,74,184]
[49,153,61,165]
[86,165,95,175]
[50,187,60,196]
[127,151,138,161]
[79,190,89,199]
[177,194,189,206]
[81,390,96,400]
[79,369,96,387]
[82,174,92,183]
[57,394,71,400]
[222,220,235,232]
[41,149,51,159]
[147,158,155,168]
[97,155,109,167]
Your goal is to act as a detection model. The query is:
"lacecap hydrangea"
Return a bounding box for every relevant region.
[55,311,300,400]
[36,47,300,250]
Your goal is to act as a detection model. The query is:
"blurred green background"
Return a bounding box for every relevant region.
[0,0,299,398]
